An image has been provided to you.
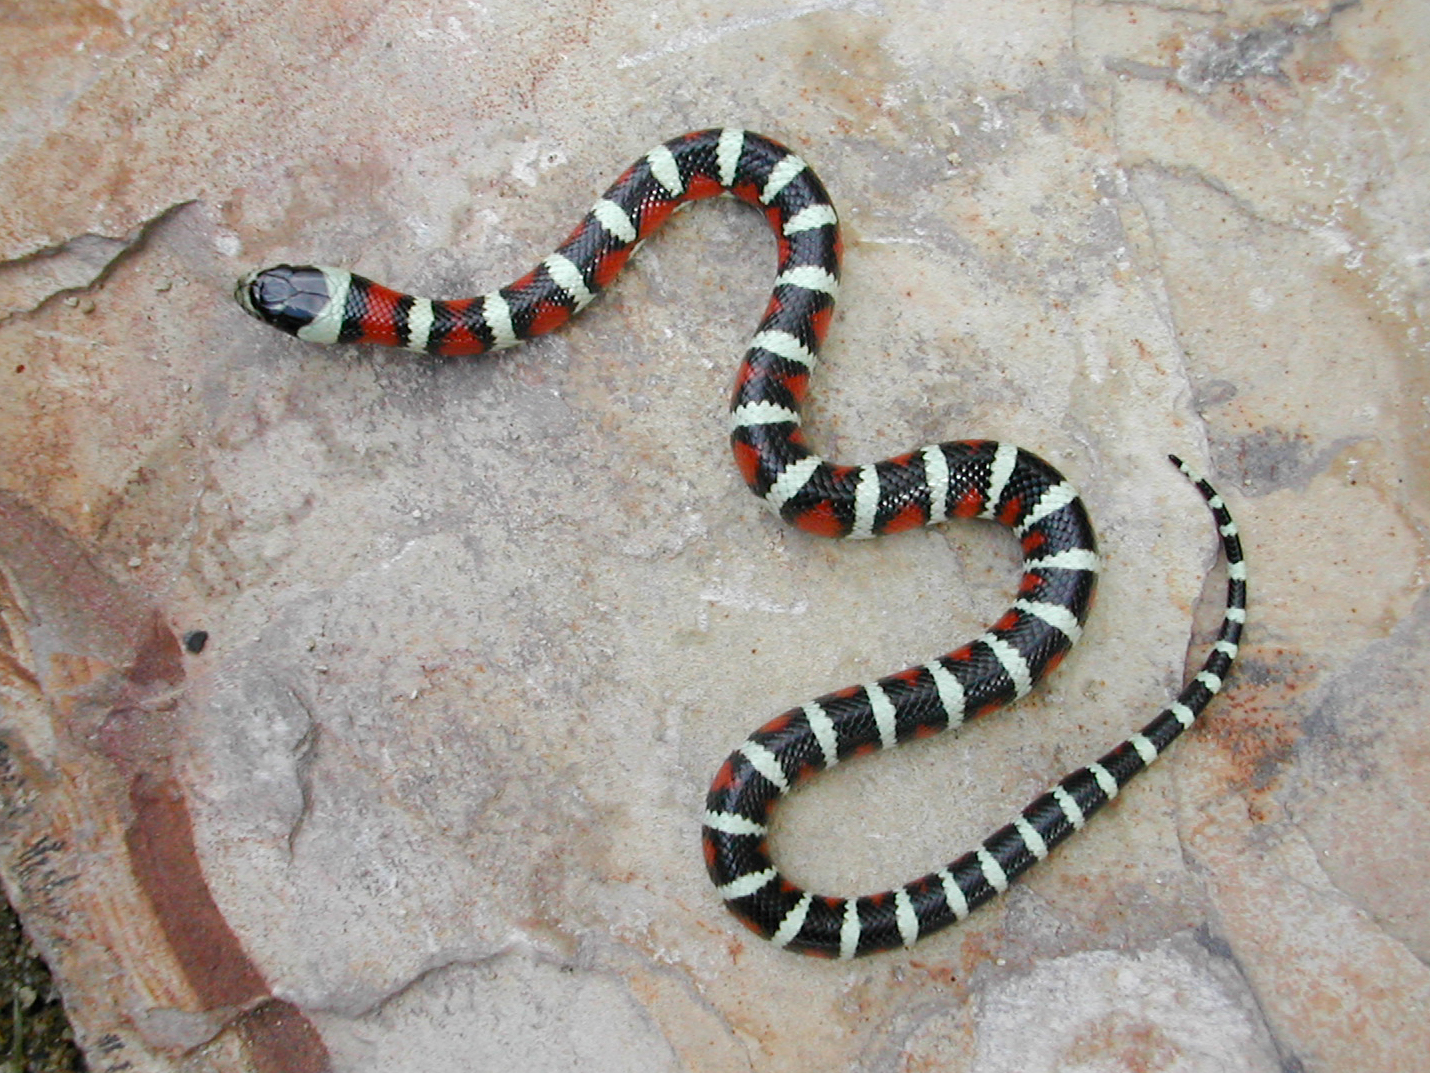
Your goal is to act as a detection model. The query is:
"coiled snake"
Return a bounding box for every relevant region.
[236,129,1246,958]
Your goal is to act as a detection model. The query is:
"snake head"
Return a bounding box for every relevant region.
[235,264,333,336]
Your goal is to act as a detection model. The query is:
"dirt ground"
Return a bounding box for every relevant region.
[0,896,83,1073]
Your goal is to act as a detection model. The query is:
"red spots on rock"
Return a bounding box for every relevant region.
[794,500,846,537]
[732,440,763,488]
[997,495,1024,527]
[884,501,928,533]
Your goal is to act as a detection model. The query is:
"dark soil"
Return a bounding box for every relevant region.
[0,895,85,1072]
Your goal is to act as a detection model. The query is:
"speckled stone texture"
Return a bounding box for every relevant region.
[1,1,1427,1070]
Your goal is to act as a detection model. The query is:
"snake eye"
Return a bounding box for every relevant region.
[235,264,331,335]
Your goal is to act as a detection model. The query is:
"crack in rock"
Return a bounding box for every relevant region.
[0,200,196,322]
[1105,1,1361,95]
[284,686,322,861]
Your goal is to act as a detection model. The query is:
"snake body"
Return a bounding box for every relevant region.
[236,129,1246,958]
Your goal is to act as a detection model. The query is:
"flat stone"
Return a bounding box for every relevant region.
[1,1,1426,1070]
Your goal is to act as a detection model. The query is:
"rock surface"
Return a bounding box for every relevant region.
[1,0,1427,1070]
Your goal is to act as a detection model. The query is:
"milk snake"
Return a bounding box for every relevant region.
[236,129,1246,958]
